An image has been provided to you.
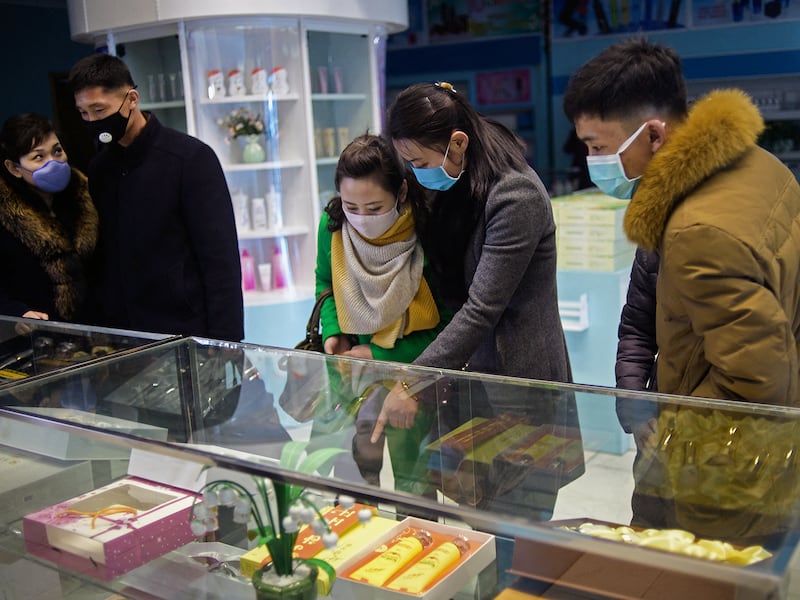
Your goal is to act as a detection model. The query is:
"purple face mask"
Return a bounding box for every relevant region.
[19,160,72,193]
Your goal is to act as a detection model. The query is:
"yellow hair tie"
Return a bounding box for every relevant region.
[435,81,456,93]
[56,505,139,529]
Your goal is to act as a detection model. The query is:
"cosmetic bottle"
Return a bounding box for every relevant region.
[349,530,432,586]
[241,249,257,291]
[266,185,283,229]
[231,189,250,231]
[250,197,268,230]
[386,535,470,593]
[271,246,287,289]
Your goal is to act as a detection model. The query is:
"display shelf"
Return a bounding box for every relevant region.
[198,92,300,104]
[687,75,800,175]
[558,293,590,332]
[763,109,800,122]
[222,158,304,172]
[139,100,186,110]
[243,285,315,307]
[307,28,381,211]
[311,92,369,101]
[237,224,310,240]
[1,325,800,600]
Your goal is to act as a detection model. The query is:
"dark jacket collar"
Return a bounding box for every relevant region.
[110,112,161,166]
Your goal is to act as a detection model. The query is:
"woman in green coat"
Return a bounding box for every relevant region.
[313,133,448,494]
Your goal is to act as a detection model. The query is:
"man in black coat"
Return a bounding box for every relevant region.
[615,247,663,527]
[68,53,244,342]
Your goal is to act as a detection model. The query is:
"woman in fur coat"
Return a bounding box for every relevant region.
[0,113,98,323]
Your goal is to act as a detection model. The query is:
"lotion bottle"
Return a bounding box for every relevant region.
[241,249,257,291]
[349,530,432,586]
[250,197,268,230]
[386,535,470,593]
[271,246,287,289]
[266,184,283,229]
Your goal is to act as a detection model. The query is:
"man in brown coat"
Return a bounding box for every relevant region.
[564,38,800,544]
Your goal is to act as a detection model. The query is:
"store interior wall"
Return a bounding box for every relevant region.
[0,1,91,155]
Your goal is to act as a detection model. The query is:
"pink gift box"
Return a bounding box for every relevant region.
[23,476,198,580]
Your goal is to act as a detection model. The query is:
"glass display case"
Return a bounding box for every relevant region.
[2,327,800,599]
[0,315,170,387]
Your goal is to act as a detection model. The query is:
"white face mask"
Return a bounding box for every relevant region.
[585,122,648,199]
[343,198,401,239]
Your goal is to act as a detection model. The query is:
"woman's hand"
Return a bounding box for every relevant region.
[22,310,48,320]
[324,334,354,355]
[371,381,419,442]
[16,310,49,334]
[343,344,373,360]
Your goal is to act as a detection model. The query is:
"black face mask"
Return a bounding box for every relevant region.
[83,90,132,145]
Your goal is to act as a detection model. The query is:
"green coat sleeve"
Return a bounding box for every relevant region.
[315,213,342,341]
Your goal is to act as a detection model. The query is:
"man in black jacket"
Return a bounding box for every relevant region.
[615,247,662,528]
[68,53,244,342]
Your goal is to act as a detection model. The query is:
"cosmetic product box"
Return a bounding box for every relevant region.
[330,516,495,600]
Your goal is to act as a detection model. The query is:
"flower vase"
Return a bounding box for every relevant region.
[252,561,318,600]
[242,134,266,163]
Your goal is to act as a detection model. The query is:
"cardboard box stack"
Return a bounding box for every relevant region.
[551,190,636,272]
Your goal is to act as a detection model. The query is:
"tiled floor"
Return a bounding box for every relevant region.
[552,448,635,525]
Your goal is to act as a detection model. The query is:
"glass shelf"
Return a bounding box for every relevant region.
[198,93,300,105]
[236,224,309,240]
[222,158,304,172]
[139,100,186,110]
[311,93,369,101]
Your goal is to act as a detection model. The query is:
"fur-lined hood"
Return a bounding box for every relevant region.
[624,89,765,250]
[0,168,98,319]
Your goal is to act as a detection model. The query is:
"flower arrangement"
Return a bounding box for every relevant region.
[217,106,265,140]
[189,441,371,595]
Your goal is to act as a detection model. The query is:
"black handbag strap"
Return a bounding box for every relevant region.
[305,288,333,341]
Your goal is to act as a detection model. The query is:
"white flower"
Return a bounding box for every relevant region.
[233,498,251,524]
[357,508,373,524]
[298,506,315,523]
[311,518,327,534]
[339,496,355,509]
[192,503,210,520]
[203,490,219,508]
[282,516,300,533]
[322,532,339,549]
[219,487,237,506]
[190,519,208,537]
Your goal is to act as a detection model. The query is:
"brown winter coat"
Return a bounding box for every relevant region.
[625,89,800,406]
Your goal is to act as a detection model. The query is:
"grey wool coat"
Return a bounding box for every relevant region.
[414,167,572,384]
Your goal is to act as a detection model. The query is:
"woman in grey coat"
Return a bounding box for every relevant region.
[376,81,580,519]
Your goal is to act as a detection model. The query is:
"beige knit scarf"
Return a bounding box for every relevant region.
[331,207,439,348]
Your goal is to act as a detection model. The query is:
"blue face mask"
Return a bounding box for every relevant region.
[411,141,464,191]
[586,122,648,199]
[18,159,71,193]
